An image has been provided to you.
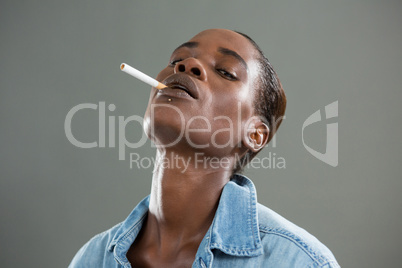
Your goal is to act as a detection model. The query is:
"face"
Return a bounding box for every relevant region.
[144,29,260,158]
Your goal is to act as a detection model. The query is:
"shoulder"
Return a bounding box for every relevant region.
[69,196,150,267]
[256,203,340,268]
[69,223,122,268]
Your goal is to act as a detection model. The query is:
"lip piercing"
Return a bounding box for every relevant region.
[168,98,172,102]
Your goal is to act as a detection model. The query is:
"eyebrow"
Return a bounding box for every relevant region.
[172,42,248,70]
[173,41,199,53]
[218,47,248,70]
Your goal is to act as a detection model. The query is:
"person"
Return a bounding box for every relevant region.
[69,29,340,267]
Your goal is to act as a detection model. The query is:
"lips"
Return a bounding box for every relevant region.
[162,74,199,99]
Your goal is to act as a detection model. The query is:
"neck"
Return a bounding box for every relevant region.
[146,149,234,248]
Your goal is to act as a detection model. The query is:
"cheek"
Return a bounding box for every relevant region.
[210,84,254,121]
[208,116,240,148]
[156,67,171,82]
[207,93,253,146]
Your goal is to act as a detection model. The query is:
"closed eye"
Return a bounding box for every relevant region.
[217,69,237,80]
[169,59,183,66]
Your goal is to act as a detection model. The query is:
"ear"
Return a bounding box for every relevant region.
[243,117,270,153]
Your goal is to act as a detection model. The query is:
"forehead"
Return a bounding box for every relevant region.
[186,29,258,63]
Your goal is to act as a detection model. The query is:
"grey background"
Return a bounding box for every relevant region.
[1,0,401,267]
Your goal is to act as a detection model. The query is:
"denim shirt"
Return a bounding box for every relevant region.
[69,175,340,267]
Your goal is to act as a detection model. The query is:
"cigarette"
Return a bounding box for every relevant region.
[120,63,166,90]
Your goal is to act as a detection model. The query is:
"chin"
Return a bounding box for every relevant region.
[143,119,186,149]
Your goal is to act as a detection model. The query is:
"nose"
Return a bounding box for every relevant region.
[174,58,207,81]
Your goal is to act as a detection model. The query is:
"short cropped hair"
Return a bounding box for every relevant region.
[233,31,287,174]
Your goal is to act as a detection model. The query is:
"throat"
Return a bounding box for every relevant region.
[148,156,230,241]
[138,149,232,264]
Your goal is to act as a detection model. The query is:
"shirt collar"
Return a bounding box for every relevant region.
[107,196,149,253]
[107,174,263,260]
[207,174,263,256]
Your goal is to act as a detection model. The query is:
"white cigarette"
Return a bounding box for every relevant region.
[120,63,166,90]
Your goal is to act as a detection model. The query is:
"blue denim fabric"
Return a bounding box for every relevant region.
[69,174,340,267]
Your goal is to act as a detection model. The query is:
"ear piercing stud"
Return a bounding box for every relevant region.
[168,98,172,102]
